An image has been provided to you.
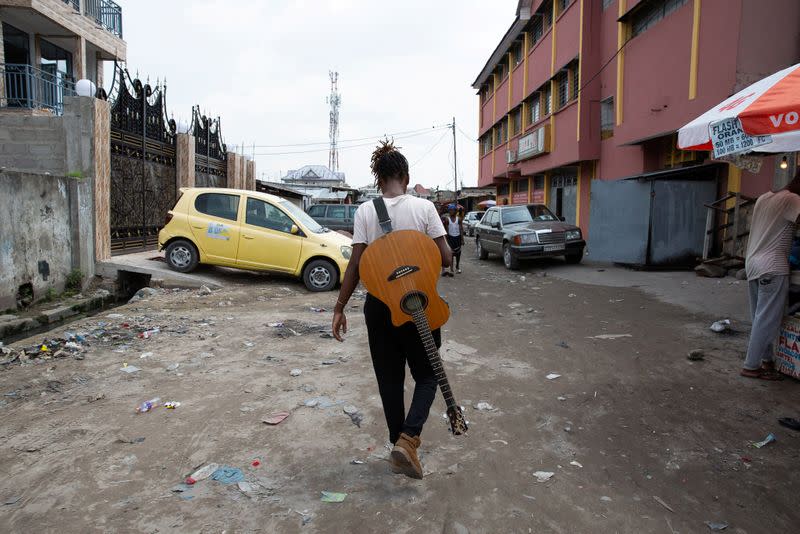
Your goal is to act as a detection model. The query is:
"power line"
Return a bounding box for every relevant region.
[253,127,449,156]
[250,124,451,148]
[456,125,478,143]
[410,130,450,167]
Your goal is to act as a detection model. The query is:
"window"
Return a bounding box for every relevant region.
[498,183,510,196]
[502,205,558,225]
[481,134,492,156]
[195,193,240,221]
[556,71,569,109]
[557,0,573,15]
[495,61,508,80]
[307,205,326,217]
[631,0,688,37]
[602,0,615,9]
[544,83,552,115]
[327,205,346,219]
[600,97,614,139]
[494,121,507,146]
[530,16,544,43]
[480,83,492,103]
[348,206,359,218]
[528,0,553,46]
[529,93,541,124]
[533,174,545,191]
[511,107,523,137]
[245,198,294,233]
[515,178,529,193]
[571,62,580,101]
[512,40,524,67]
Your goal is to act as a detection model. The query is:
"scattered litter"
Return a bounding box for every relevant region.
[210,466,244,485]
[106,313,125,319]
[687,349,705,361]
[557,396,567,401]
[490,439,508,445]
[164,401,181,409]
[556,341,569,349]
[522,494,536,500]
[570,461,583,468]
[304,396,343,409]
[263,411,291,425]
[343,405,363,427]
[186,463,220,485]
[568,293,577,298]
[237,481,257,494]
[600,496,612,502]
[752,433,776,448]
[4,496,21,506]
[351,459,365,465]
[310,307,326,313]
[546,373,561,380]
[322,359,339,365]
[244,341,255,347]
[320,491,347,503]
[588,334,632,340]
[197,285,212,296]
[267,322,284,328]
[138,328,160,339]
[87,393,106,403]
[475,402,494,411]
[140,352,153,359]
[290,368,303,377]
[251,459,261,468]
[121,365,141,374]
[653,495,675,513]
[116,436,146,444]
[705,521,729,531]
[710,319,731,333]
[533,471,555,483]
[165,363,180,372]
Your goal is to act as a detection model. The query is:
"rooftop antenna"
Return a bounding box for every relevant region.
[326,71,341,172]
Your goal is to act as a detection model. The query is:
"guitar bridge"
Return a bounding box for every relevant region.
[388,265,420,281]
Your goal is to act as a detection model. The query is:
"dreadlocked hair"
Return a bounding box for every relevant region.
[370,138,409,189]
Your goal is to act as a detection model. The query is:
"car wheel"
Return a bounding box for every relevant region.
[565,251,583,265]
[503,243,520,270]
[476,238,489,260]
[303,259,338,292]
[165,239,199,273]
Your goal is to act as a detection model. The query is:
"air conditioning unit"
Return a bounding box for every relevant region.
[506,149,517,164]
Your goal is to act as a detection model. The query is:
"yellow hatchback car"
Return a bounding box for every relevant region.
[158,188,352,291]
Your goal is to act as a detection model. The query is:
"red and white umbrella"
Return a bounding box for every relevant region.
[678,62,800,154]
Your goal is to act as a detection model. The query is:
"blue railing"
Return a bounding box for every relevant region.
[84,0,123,38]
[1,64,76,115]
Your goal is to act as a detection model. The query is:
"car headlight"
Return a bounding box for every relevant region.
[340,245,352,259]
[518,233,539,245]
[566,230,582,241]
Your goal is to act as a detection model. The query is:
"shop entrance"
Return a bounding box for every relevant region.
[549,172,577,223]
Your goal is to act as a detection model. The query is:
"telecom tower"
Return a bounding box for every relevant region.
[326,71,341,172]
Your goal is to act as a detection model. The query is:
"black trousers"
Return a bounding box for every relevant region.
[364,294,440,444]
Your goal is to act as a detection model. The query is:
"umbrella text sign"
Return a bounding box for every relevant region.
[709,117,772,158]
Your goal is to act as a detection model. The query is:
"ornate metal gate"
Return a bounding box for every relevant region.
[108,65,177,254]
[192,106,228,188]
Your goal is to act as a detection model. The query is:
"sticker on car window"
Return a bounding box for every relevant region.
[207,222,231,240]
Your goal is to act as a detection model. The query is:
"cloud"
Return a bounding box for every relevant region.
[117,0,516,187]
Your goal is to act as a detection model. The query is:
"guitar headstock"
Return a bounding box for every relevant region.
[446,405,468,435]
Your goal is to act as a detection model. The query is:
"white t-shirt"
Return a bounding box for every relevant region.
[745,190,800,280]
[352,195,446,245]
[445,215,461,237]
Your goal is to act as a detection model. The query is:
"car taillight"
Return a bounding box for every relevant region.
[164,211,174,225]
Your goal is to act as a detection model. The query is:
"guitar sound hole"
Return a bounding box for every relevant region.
[401,291,428,314]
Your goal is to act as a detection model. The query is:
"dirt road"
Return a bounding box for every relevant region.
[1,248,798,533]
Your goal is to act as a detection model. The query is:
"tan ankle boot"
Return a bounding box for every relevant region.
[390,433,423,479]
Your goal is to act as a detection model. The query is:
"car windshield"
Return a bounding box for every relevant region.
[279,200,328,233]
[501,205,558,225]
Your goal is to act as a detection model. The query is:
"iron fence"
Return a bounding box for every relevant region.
[84,0,123,38]
[63,0,80,10]
[1,64,76,115]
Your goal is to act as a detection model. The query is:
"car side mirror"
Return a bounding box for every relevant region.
[559,216,566,222]
[291,224,299,235]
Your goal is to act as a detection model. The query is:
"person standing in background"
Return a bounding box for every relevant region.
[741,171,800,380]
[442,204,464,276]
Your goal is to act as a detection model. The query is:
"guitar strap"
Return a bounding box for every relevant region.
[373,197,393,235]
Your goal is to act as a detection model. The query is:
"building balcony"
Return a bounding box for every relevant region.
[82,0,123,38]
[1,63,76,115]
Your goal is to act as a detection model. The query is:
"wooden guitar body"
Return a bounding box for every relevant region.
[359,229,450,330]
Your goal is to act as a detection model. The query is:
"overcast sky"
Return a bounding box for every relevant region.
[115,0,516,189]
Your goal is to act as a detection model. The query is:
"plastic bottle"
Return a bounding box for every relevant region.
[186,463,220,485]
[135,397,160,413]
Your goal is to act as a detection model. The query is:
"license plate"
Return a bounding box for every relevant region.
[543,244,565,252]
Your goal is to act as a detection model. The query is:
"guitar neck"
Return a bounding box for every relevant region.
[411,310,458,411]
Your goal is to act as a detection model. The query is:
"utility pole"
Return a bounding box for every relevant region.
[452,116,458,205]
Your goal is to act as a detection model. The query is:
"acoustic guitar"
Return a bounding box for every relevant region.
[360,229,468,435]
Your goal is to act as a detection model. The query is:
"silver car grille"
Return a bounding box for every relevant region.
[537,231,565,245]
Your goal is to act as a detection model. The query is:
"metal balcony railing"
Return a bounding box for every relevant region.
[1,64,76,115]
[63,0,80,10]
[84,0,123,38]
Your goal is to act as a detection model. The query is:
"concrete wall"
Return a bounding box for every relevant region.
[0,96,108,308]
[0,170,73,309]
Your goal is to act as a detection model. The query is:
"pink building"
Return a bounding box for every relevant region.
[473,0,800,262]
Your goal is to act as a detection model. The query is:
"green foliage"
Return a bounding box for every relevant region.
[65,269,83,293]
[44,287,57,302]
